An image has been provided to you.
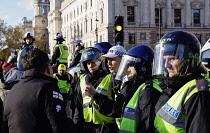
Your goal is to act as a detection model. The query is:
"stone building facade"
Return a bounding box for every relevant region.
[32,0,210,56]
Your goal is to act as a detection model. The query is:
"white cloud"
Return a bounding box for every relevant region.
[1,15,10,20]
[17,0,33,11]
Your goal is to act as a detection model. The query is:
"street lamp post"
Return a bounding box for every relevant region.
[95,18,99,43]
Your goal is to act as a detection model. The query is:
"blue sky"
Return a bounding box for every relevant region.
[0,0,34,27]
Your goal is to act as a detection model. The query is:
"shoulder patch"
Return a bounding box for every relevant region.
[196,78,208,91]
[53,91,64,101]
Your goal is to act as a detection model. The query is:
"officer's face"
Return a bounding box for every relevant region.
[76,45,82,50]
[164,55,180,77]
[106,56,122,73]
[58,69,66,76]
[127,66,137,76]
[86,60,100,73]
[25,38,33,44]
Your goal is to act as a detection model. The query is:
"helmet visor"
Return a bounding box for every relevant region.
[153,43,185,77]
[201,50,210,65]
[115,55,138,81]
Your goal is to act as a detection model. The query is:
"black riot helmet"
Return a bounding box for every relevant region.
[75,40,84,46]
[80,47,103,73]
[54,33,65,41]
[153,30,207,78]
[23,32,35,41]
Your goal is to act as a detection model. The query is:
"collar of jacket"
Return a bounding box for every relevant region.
[22,70,58,84]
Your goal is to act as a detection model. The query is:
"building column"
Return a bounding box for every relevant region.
[150,0,156,27]
[142,0,150,27]
[166,0,172,27]
[185,0,191,27]
[204,0,210,27]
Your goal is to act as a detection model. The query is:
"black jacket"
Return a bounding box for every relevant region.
[155,73,210,133]
[3,70,74,133]
[51,44,60,65]
[69,49,84,68]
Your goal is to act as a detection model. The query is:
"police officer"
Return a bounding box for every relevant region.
[53,64,72,104]
[69,47,109,133]
[153,30,210,133]
[118,45,162,133]
[69,40,84,68]
[51,33,69,72]
[17,32,37,71]
[84,45,127,132]
[3,49,74,133]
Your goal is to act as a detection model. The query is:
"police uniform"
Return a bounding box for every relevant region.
[70,70,108,133]
[154,73,210,133]
[3,70,74,133]
[119,79,162,133]
[51,43,69,66]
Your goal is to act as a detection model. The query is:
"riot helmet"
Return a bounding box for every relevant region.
[93,42,112,54]
[75,40,84,46]
[115,45,154,81]
[23,32,35,41]
[153,30,207,78]
[80,47,103,73]
[54,33,65,41]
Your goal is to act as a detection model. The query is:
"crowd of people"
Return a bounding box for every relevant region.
[1,30,210,133]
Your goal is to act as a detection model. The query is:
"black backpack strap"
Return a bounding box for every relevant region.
[196,77,209,91]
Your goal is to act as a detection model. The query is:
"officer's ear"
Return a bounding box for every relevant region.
[45,63,53,77]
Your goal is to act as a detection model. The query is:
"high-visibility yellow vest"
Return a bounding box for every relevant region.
[119,80,162,133]
[53,44,68,63]
[53,73,71,93]
[81,73,115,124]
[154,78,210,133]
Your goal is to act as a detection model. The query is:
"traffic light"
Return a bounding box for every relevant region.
[115,16,124,43]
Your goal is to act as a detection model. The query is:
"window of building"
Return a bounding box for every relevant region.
[90,0,92,7]
[101,9,104,23]
[155,8,162,24]
[129,33,135,44]
[81,23,83,37]
[193,9,200,24]
[91,19,93,31]
[81,5,82,13]
[174,9,181,23]
[127,6,135,22]
[85,20,88,33]
[42,6,47,15]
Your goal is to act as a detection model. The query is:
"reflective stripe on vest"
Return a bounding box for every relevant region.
[154,78,210,133]
[120,80,162,133]
[55,44,68,63]
[80,73,115,124]
[53,74,70,93]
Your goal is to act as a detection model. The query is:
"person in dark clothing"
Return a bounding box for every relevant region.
[17,32,37,71]
[69,40,84,68]
[153,30,210,133]
[69,47,109,133]
[51,33,69,73]
[3,49,74,133]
